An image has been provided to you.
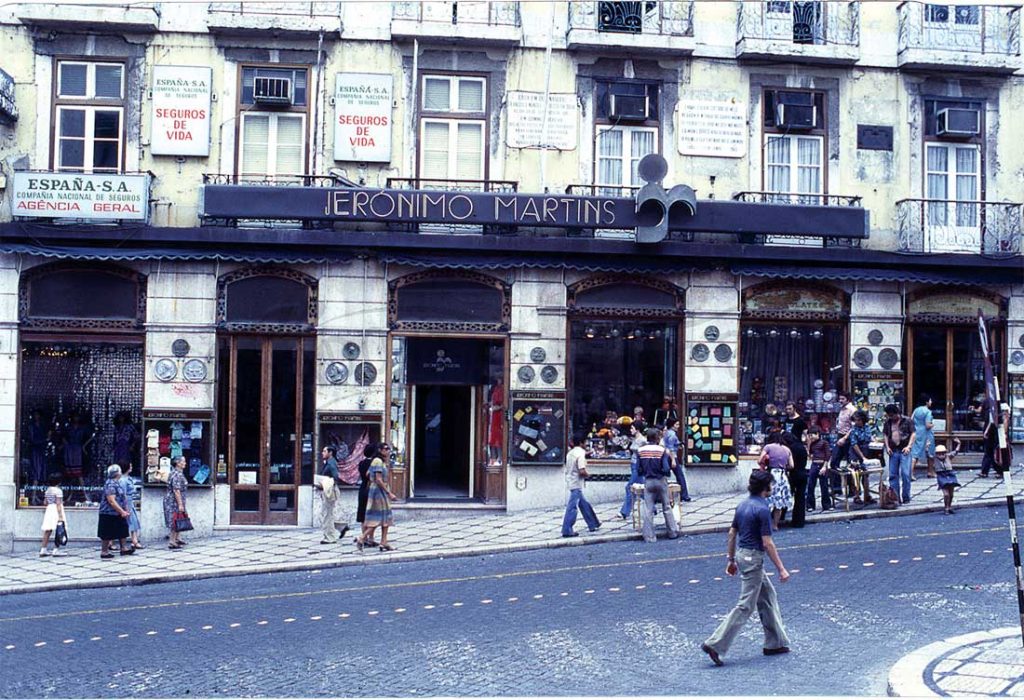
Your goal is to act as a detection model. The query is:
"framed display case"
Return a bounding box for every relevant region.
[684,393,739,466]
[851,371,905,439]
[317,413,382,486]
[510,392,566,466]
[142,409,213,487]
[1010,375,1024,444]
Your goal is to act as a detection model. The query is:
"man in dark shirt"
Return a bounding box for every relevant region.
[318,446,349,544]
[637,428,680,543]
[883,403,916,505]
[783,402,807,442]
[701,470,791,666]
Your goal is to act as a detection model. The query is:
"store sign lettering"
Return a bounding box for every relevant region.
[150,66,212,157]
[12,173,149,221]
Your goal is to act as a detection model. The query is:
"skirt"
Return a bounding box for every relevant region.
[363,484,393,527]
[41,504,60,532]
[126,507,140,533]
[97,513,129,541]
[767,468,793,511]
[936,470,961,490]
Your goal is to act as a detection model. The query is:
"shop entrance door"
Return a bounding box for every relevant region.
[411,385,474,499]
[224,335,313,525]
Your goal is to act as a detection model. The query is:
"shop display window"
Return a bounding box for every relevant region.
[141,411,213,488]
[318,414,382,486]
[1009,377,1024,444]
[18,340,144,507]
[569,320,678,459]
[738,323,844,451]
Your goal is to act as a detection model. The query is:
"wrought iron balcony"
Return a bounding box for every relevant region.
[897,2,1022,73]
[736,1,860,64]
[207,2,342,36]
[732,191,863,248]
[203,173,343,187]
[390,1,521,45]
[566,1,695,54]
[896,199,1022,255]
[565,184,640,198]
[386,177,518,193]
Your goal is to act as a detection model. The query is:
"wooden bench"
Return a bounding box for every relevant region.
[836,459,885,512]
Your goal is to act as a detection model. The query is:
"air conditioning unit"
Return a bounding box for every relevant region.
[610,94,651,121]
[773,91,816,130]
[253,76,292,105]
[937,108,980,138]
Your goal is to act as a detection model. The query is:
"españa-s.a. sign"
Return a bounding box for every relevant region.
[150,65,212,156]
[334,73,392,163]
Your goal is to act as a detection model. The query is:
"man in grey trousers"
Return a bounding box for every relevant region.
[701,469,791,666]
[636,428,680,543]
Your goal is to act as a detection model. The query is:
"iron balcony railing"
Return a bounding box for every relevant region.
[568,1,694,37]
[203,173,342,187]
[391,1,520,27]
[737,1,860,47]
[565,183,640,198]
[732,191,863,248]
[896,198,1023,255]
[208,2,342,18]
[386,177,518,193]
[897,2,1021,56]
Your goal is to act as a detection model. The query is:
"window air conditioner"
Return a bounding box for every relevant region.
[253,76,293,105]
[936,108,980,138]
[773,91,816,130]
[610,94,651,121]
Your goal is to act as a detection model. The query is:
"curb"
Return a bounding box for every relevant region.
[888,627,1020,697]
[0,496,1008,597]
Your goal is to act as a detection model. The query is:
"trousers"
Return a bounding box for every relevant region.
[320,487,340,542]
[703,547,790,656]
[562,488,600,536]
[642,477,679,543]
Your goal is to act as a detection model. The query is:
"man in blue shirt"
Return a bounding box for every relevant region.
[661,418,691,501]
[701,470,791,666]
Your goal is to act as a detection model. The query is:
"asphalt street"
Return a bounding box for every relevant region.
[0,505,1020,698]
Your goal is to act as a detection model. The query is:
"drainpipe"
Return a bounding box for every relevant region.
[408,38,419,181]
[539,7,555,193]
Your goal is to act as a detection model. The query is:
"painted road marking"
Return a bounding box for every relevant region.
[118,634,129,638]
[815,567,825,571]
[310,616,322,621]
[368,611,379,616]
[839,565,849,569]
[609,587,621,592]
[4,645,14,650]
[423,605,435,610]
[560,592,569,597]
[635,585,646,590]
[394,608,406,613]
[689,579,700,584]
[937,554,946,559]
[533,594,544,599]
[174,628,185,633]
[201,625,213,630]
[339,613,350,618]
[284,618,296,623]
[34,642,45,647]
[863,563,875,567]
[62,639,73,644]
[146,631,158,636]
[257,621,268,625]
[912,556,923,561]
[481,599,493,604]
[90,636,101,641]
[229,623,241,628]
[889,560,900,564]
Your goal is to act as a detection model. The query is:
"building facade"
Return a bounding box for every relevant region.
[0,1,1021,549]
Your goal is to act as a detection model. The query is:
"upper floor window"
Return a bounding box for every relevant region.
[593,80,660,194]
[54,60,125,173]
[419,75,487,184]
[237,66,309,179]
[762,89,826,198]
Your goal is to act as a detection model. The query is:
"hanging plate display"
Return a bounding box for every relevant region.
[867,329,884,346]
[517,365,536,384]
[154,358,178,382]
[704,326,720,342]
[530,346,546,363]
[691,343,710,362]
[714,344,732,362]
[354,362,377,386]
[1019,333,1024,348]
[325,361,349,385]
[878,348,900,370]
[182,358,208,383]
[540,365,558,384]
[853,347,873,369]
[171,339,191,357]
[342,342,361,360]
[1010,350,1024,367]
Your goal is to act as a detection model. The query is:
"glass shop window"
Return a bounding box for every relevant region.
[225,276,311,325]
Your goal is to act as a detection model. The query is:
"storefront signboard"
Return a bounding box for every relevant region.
[677,93,746,158]
[318,412,382,485]
[12,172,149,221]
[150,65,212,156]
[0,67,17,123]
[907,293,1002,322]
[743,286,846,318]
[406,337,489,385]
[685,393,739,466]
[506,91,578,150]
[851,372,905,439]
[334,73,392,163]
[510,391,566,466]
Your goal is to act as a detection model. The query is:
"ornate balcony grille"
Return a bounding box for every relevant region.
[569,1,694,37]
[898,2,1022,56]
[208,2,341,18]
[385,178,518,234]
[391,1,520,27]
[737,1,860,47]
[897,199,1022,255]
[203,173,341,187]
[732,191,863,248]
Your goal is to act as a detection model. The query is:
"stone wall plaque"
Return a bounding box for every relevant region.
[867,329,883,346]
[714,344,732,362]
[691,343,710,362]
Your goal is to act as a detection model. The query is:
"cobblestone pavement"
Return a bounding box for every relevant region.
[0,506,1020,697]
[890,627,1024,696]
[1,465,1020,596]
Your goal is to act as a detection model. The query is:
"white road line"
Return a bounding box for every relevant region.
[889,560,900,564]
[635,585,646,590]
[453,602,465,607]
[201,625,213,630]
[368,611,379,616]
[863,563,875,567]
[4,645,14,650]
[609,587,621,592]
[423,605,435,610]
[481,599,493,604]
[90,636,102,641]
[584,589,595,594]
[714,577,722,581]
[229,623,241,628]
[959,552,969,557]
[257,621,268,626]
[984,549,994,553]
[118,633,129,638]
[146,631,158,636]
[688,579,700,584]
[912,556,923,561]
[34,642,45,648]
[560,592,569,597]
[338,613,350,618]
[62,639,74,644]
[174,628,185,633]
[394,608,406,613]
[533,594,543,599]
[663,582,673,586]
[310,616,322,621]
[790,569,800,574]
[284,618,296,623]
[936,554,946,559]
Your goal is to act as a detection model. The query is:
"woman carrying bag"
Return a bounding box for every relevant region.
[163,456,192,549]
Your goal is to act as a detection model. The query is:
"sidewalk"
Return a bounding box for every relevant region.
[2,465,1021,596]
[889,627,1024,696]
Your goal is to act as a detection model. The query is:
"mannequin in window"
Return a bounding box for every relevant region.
[27,410,52,506]
[62,411,94,505]
[487,373,505,466]
[112,411,139,473]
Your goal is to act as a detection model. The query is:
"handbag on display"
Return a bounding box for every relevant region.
[54,521,69,547]
[172,511,194,532]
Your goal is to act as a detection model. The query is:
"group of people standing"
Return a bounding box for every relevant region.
[317,442,397,553]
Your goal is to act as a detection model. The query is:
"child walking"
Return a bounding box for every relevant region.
[40,473,67,557]
[935,439,962,515]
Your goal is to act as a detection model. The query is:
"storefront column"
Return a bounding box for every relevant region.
[685,271,739,395]
[0,254,18,551]
[848,283,904,376]
[142,262,218,541]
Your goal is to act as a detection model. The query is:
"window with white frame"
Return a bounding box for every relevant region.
[53,61,125,173]
[764,134,823,203]
[239,113,306,178]
[419,75,487,185]
[595,126,657,196]
[925,143,980,232]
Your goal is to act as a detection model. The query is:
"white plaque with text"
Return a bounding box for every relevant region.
[13,172,149,220]
[677,94,747,158]
[334,73,393,163]
[506,92,578,151]
[151,65,212,156]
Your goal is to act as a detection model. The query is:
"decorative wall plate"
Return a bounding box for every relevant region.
[1011,350,1024,367]
[325,361,349,385]
[342,342,361,360]
[182,358,208,383]
[154,358,178,382]
[714,343,732,362]
[878,348,899,370]
[540,365,558,384]
[853,347,873,369]
[530,346,546,363]
[171,339,190,357]
[1019,333,1024,348]
[691,343,710,362]
[867,329,884,346]
[704,325,720,342]
[517,365,535,384]
[354,362,376,385]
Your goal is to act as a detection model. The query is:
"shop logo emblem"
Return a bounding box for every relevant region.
[426,350,461,374]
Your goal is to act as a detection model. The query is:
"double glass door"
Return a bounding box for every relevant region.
[220,335,314,525]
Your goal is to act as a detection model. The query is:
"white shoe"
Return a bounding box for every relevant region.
[51,549,66,557]
[39,548,50,557]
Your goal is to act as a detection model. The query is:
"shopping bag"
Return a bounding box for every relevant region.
[172,511,194,532]
[55,521,69,547]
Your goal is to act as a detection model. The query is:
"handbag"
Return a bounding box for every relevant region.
[54,521,69,547]
[172,510,194,532]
